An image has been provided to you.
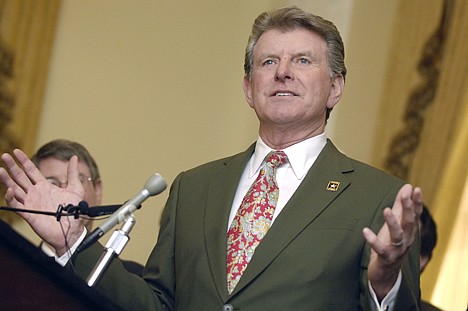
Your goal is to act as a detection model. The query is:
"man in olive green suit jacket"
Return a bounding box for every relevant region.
[72,140,420,311]
[0,7,422,311]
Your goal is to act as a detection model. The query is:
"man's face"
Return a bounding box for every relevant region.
[243,28,343,136]
[37,157,103,225]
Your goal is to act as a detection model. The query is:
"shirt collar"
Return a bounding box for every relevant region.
[250,133,327,179]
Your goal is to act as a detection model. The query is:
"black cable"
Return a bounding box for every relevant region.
[59,217,71,265]
[0,206,58,216]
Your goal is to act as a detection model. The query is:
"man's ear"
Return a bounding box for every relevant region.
[326,74,344,110]
[94,178,103,205]
[243,76,254,108]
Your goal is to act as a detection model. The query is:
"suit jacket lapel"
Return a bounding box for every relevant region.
[204,144,256,300]
[230,140,354,296]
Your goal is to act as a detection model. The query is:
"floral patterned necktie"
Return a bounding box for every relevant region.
[226,150,288,294]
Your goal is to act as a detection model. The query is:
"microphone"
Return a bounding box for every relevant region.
[76,173,167,253]
[84,204,122,217]
[65,203,126,217]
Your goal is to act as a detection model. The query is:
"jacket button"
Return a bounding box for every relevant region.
[223,304,234,311]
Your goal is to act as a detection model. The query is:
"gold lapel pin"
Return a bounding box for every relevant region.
[326,181,340,191]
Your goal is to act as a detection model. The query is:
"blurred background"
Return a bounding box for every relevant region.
[0,1,466,310]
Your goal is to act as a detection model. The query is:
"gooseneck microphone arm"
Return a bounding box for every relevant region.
[76,173,167,254]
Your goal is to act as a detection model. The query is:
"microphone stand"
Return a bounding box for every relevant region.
[86,214,136,287]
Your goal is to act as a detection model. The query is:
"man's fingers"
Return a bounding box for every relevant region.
[383,208,404,246]
[398,186,422,245]
[0,166,15,188]
[402,193,417,224]
[12,149,46,184]
[5,188,22,207]
[0,166,27,205]
[363,227,385,255]
[66,155,81,189]
[412,187,423,217]
[1,152,35,192]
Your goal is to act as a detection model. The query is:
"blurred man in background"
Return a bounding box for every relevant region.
[419,205,443,311]
[32,139,144,276]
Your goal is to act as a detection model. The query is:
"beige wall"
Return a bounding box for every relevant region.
[13,1,397,265]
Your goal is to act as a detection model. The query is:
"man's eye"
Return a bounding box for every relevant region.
[262,59,275,66]
[298,57,310,64]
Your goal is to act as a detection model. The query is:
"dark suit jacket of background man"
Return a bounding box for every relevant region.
[73,140,420,311]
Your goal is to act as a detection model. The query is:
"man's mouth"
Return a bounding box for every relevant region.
[273,92,296,97]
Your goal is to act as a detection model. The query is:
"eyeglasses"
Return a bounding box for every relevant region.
[45,174,94,188]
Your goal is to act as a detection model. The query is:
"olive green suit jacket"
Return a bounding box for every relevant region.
[74,140,420,311]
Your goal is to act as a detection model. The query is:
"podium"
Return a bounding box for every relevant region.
[0,220,125,311]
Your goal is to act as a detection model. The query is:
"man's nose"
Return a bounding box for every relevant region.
[275,60,294,81]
